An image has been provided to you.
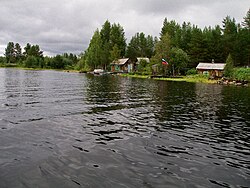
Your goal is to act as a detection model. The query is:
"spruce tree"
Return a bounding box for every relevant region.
[5,42,15,63]
[224,54,234,77]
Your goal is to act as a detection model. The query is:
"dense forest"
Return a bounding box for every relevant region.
[1,9,249,76]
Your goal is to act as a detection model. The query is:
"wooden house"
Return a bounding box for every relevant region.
[111,57,150,73]
[196,62,226,77]
[111,58,132,73]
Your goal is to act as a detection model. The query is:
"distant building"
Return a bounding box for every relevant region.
[196,62,226,77]
[111,57,150,73]
[110,58,132,73]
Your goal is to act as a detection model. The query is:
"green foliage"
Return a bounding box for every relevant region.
[232,68,250,81]
[0,56,6,66]
[24,56,38,68]
[82,21,127,70]
[150,33,172,75]
[137,59,151,74]
[14,43,23,62]
[24,43,43,58]
[202,25,224,63]
[188,26,206,66]
[169,47,189,75]
[76,57,85,71]
[47,53,77,69]
[110,44,121,62]
[242,8,250,29]
[84,29,102,69]
[110,23,126,57]
[224,54,234,77]
[126,32,155,59]
[235,27,250,67]
[158,12,250,68]
[179,22,192,52]
[5,42,15,63]
[22,43,44,68]
[160,18,181,40]
[222,16,238,64]
[100,20,112,68]
[186,68,197,75]
[151,33,171,63]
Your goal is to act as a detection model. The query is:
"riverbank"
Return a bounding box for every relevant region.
[121,74,218,84]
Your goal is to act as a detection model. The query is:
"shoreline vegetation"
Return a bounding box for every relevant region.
[1,9,249,87]
[0,66,249,86]
[121,72,249,86]
[121,74,218,84]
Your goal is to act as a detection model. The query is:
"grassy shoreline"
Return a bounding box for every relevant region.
[121,74,218,84]
[0,66,79,73]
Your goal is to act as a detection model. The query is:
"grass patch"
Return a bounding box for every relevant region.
[120,74,149,79]
[155,75,216,83]
[120,73,217,83]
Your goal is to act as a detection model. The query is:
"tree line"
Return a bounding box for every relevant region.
[2,42,78,69]
[1,8,249,74]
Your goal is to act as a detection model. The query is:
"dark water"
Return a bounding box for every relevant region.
[0,68,249,188]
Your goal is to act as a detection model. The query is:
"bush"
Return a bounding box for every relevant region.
[24,56,37,68]
[232,68,250,81]
[186,68,197,75]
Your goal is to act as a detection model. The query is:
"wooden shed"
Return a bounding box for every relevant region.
[196,62,226,77]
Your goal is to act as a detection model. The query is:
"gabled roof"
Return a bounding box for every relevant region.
[196,63,226,70]
[111,58,129,65]
[111,57,150,65]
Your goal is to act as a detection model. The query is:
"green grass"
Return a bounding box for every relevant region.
[121,73,217,84]
[120,74,149,79]
[155,75,217,83]
[0,65,80,73]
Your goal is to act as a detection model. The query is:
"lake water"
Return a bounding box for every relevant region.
[0,68,249,188]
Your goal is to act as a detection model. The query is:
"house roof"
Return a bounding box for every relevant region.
[111,57,150,65]
[196,63,226,70]
[111,58,129,65]
[137,57,150,63]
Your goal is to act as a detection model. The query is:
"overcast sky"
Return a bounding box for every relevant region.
[0,0,249,56]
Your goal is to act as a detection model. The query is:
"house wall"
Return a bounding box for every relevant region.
[111,65,115,72]
[197,69,223,77]
[111,59,136,73]
[121,65,128,72]
[111,65,121,72]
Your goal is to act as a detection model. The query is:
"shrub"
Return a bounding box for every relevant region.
[232,68,250,81]
[186,68,197,75]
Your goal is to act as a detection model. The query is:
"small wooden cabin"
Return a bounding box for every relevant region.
[111,57,150,73]
[111,58,132,73]
[196,62,226,77]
